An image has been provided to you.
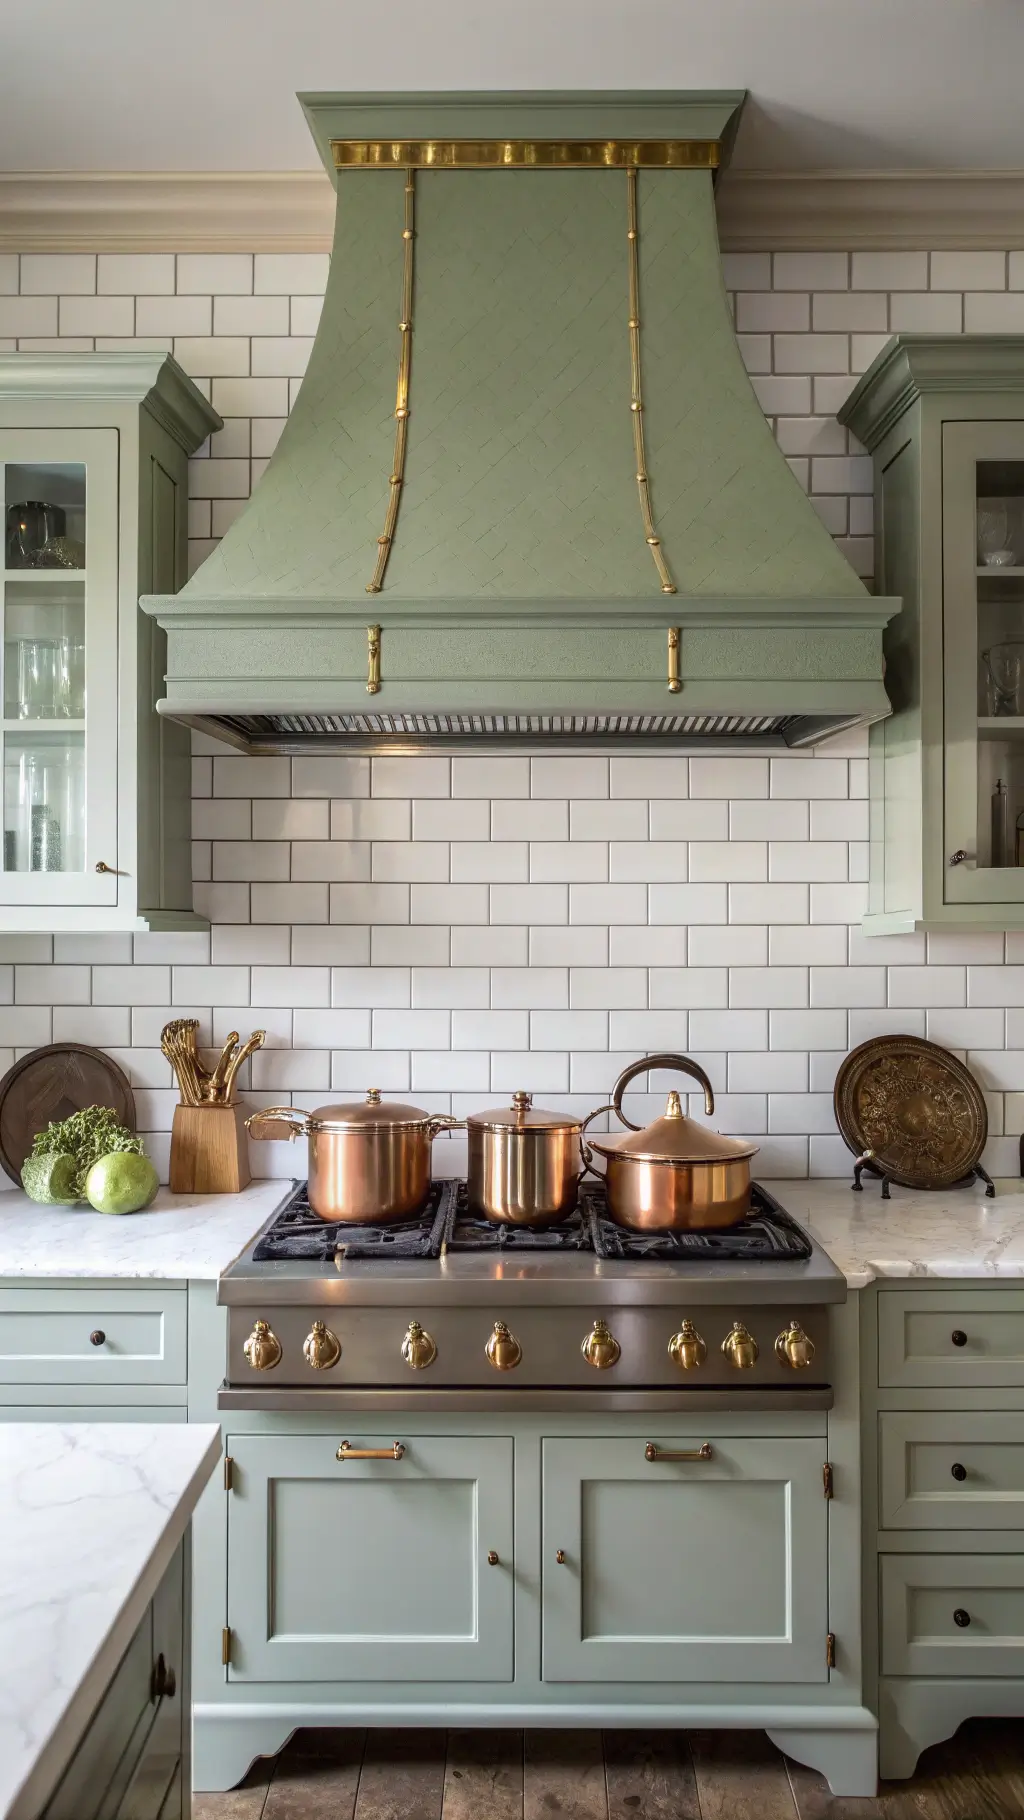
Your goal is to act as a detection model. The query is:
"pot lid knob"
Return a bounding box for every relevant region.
[366,1088,381,1104]
[664,1091,683,1119]
[512,1090,533,1110]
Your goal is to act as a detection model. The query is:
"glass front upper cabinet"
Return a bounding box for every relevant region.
[0,433,118,906]
[943,423,1024,906]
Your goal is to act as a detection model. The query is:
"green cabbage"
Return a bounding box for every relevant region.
[28,1106,144,1202]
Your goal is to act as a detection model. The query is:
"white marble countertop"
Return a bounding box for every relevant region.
[0,1421,221,1820]
[0,1179,292,1279]
[771,1177,1024,1288]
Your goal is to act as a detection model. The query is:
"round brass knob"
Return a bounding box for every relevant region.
[951,1461,968,1482]
[581,1318,621,1370]
[775,1320,815,1371]
[302,1319,341,1371]
[487,1551,499,1566]
[486,1321,522,1371]
[556,1550,566,1564]
[402,1320,437,1370]
[89,1330,105,1347]
[668,1320,706,1371]
[243,1319,282,1372]
[722,1320,758,1370]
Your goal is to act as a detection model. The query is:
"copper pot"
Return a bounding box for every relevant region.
[466,1091,583,1225]
[583,1053,758,1231]
[247,1090,460,1223]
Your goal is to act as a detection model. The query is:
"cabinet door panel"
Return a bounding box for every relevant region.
[226,1433,513,1683]
[542,1435,828,1684]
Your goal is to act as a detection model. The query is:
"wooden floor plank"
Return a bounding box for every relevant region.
[895,1720,1024,1820]
[524,1729,608,1820]
[262,1728,364,1820]
[785,1757,908,1819]
[603,1728,701,1820]
[442,1729,523,1820]
[191,1760,273,1820]
[688,1729,798,1820]
[353,1729,447,1820]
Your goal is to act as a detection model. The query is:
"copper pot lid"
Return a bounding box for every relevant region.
[308,1088,434,1132]
[587,1091,758,1165]
[466,1090,583,1134]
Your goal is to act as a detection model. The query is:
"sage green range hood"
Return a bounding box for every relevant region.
[142,91,899,752]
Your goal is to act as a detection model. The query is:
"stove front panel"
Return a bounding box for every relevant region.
[225,1301,831,1391]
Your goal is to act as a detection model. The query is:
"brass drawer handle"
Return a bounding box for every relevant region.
[89,1330,106,1347]
[951,1461,968,1482]
[953,1607,971,1628]
[336,1440,405,1461]
[645,1442,713,1463]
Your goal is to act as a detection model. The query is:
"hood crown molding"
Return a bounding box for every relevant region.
[0,167,1022,253]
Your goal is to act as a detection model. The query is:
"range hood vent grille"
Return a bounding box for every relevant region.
[198,709,860,753]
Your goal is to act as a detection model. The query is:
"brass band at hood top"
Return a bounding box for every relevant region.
[331,138,721,170]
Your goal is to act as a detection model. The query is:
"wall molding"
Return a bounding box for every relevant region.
[0,168,1023,253]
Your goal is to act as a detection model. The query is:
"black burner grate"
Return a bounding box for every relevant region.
[252,1180,811,1264]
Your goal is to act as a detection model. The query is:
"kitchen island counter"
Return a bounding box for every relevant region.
[0,1180,293,1280]
[0,1421,220,1820]
[775,1177,1024,1288]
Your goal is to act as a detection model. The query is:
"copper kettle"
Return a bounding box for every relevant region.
[583,1053,758,1230]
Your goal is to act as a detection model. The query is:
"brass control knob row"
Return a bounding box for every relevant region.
[669,1318,815,1372]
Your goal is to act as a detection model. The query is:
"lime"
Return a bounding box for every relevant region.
[84,1151,159,1215]
[21,1152,80,1205]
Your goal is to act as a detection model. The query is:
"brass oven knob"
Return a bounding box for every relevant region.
[582,1318,621,1370]
[722,1321,758,1370]
[302,1319,341,1371]
[486,1321,522,1371]
[243,1319,282,1372]
[402,1320,438,1370]
[775,1320,815,1370]
[668,1320,707,1371]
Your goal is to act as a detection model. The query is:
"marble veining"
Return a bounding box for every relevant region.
[0,1180,293,1279]
[772,1178,1024,1288]
[0,1422,220,1820]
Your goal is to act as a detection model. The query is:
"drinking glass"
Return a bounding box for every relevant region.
[983,642,1024,716]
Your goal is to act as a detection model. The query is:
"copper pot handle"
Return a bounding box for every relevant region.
[245,1106,309,1142]
[427,1115,464,1139]
[579,1103,615,1178]
[609,1052,715,1129]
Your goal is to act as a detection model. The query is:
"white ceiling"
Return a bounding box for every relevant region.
[2,0,1022,175]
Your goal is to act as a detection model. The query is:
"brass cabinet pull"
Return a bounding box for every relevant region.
[556,1550,567,1564]
[89,1330,106,1347]
[948,850,969,866]
[581,1318,621,1370]
[722,1320,758,1370]
[303,1319,341,1371]
[668,1320,706,1370]
[336,1440,406,1461]
[95,860,127,875]
[243,1319,282,1372]
[667,626,682,693]
[486,1321,522,1371]
[775,1320,815,1370]
[402,1320,437,1370]
[366,622,382,693]
[645,1442,713,1463]
[951,1461,968,1482]
[487,1551,500,1566]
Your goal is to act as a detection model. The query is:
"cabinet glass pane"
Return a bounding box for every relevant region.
[4,463,85,569]
[3,732,85,873]
[4,581,85,721]
[976,460,1024,868]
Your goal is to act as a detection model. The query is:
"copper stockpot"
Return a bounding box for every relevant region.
[466,1091,583,1225]
[583,1053,758,1230]
[246,1090,460,1223]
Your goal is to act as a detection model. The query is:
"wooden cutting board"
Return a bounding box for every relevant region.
[0,1044,136,1183]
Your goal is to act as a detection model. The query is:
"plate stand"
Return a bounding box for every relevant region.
[851,1152,995,1199]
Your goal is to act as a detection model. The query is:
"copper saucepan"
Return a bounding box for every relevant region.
[582,1052,758,1230]
[246,1090,460,1223]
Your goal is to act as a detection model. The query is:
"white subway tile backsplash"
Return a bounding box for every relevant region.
[413,968,490,1009]
[690,757,767,799]
[729,967,808,1008]
[769,924,847,966]
[650,882,727,924]
[93,966,170,1006]
[730,883,808,924]
[849,1008,926,1044]
[531,756,608,799]
[690,842,766,883]
[330,883,408,925]
[373,755,449,799]
[729,1050,808,1092]
[455,1010,530,1049]
[851,251,928,290]
[612,842,688,883]
[970,965,1024,1006]
[569,883,646,924]
[571,800,648,840]
[252,882,328,923]
[770,1008,848,1050]
[331,799,409,841]
[332,967,410,1009]
[810,882,868,924]
[458,927,530,967]
[770,841,846,882]
[213,841,290,881]
[610,757,688,799]
[689,1009,767,1051]
[373,1009,451,1048]
[649,968,727,1009]
[810,965,885,1008]
[452,756,530,799]
[172,965,249,1003]
[608,926,683,965]
[331,1051,410,1091]
[533,926,607,966]
[412,1051,490,1092]
[371,926,449,967]
[730,800,808,841]
[608,1010,689,1051]
[414,800,488,842]
[888,965,966,1008]
[688,925,768,967]
[530,842,605,882]
[491,883,566,925]
[570,968,646,1009]
[929,1008,1005,1049]
[491,967,568,1010]
[52,1006,131,1047]
[649,800,728,840]
[298,928,371,966]
[373,841,449,882]
[492,799,567,842]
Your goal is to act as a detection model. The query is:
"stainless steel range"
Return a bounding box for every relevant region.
[218,1180,845,1414]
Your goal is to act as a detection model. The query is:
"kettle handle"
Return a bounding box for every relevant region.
[609,1052,715,1130]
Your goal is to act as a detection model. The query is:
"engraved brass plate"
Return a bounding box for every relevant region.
[833,1035,987,1191]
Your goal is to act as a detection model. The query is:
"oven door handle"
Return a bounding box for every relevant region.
[644,1442,713,1463]
[336,1440,406,1461]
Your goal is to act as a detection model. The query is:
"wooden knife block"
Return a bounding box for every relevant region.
[170,1102,251,1194]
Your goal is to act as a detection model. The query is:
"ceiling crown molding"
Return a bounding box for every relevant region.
[0,167,1022,253]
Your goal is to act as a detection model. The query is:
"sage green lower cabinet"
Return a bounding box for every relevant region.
[863,1283,1024,1779]
[42,1540,186,1820]
[0,1286,187,1387]
[541,1436,827,1685]
[224,1433,514,1683]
